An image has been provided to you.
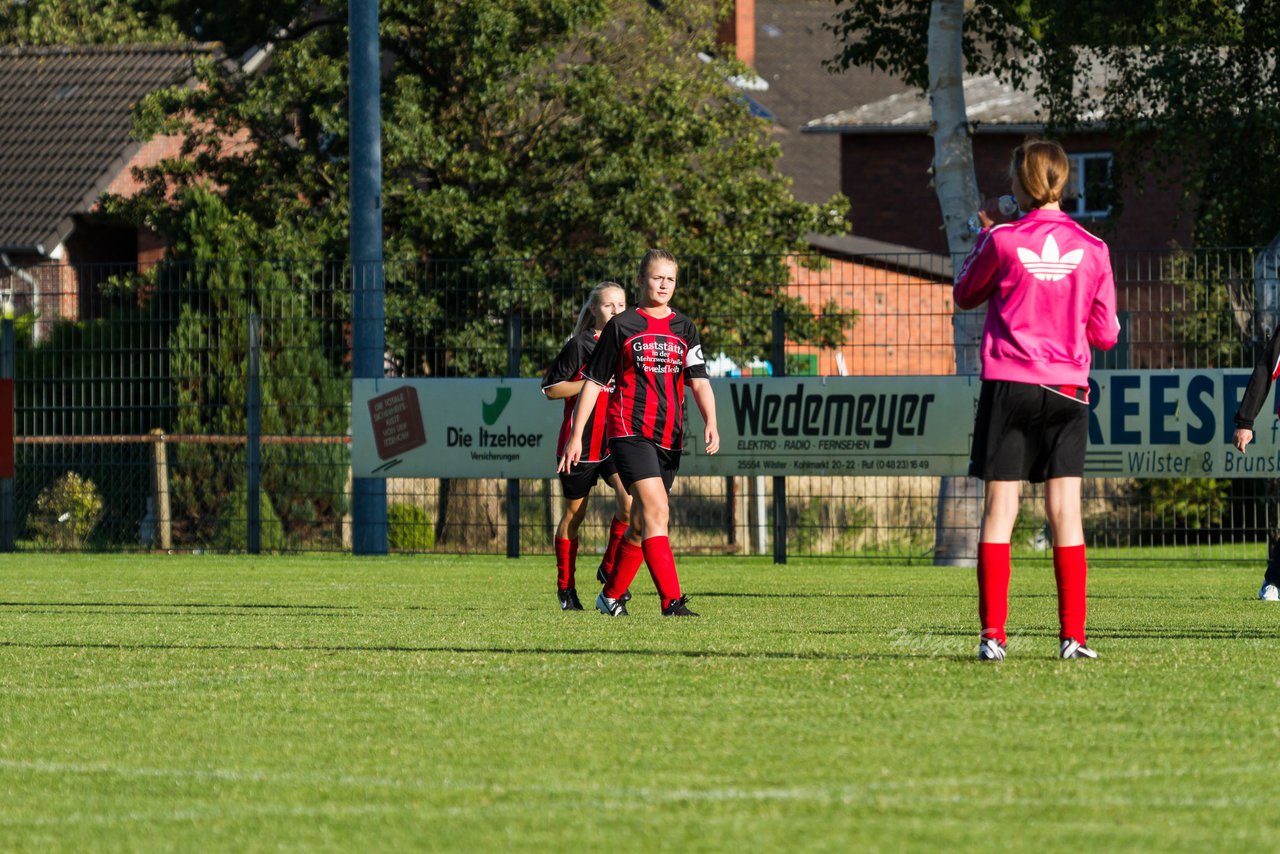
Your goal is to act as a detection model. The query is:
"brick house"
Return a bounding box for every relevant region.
[719,2,956,376]
[802,73,1192,255]
[0,45,206,329]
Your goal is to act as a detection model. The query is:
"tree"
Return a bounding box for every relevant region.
[108,0,850,550]
[830,0,985,566]
[139,189,350,548]
[829,0,1280,247]
[0,0,312,56]
[928,0,986,568]
[0,0,181,44]
[116,0,848,371]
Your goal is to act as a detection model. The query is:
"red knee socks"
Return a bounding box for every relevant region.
[977,542,1010,645]
[600,517,629,578]
[641,536,681,608]
[1054,544,1088,642]
[554,537,578,590]
[605,539,644,601]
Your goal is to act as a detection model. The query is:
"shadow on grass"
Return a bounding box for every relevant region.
[0,639,974,662]
[0,601,354,610]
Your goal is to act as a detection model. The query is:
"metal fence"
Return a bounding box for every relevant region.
[2,248,1277,561]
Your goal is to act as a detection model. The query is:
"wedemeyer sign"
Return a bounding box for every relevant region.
[352,370,1278,478]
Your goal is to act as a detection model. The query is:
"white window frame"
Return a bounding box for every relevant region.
[1063,151,1114,219]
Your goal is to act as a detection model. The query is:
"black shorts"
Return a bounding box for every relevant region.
[969,380,1089,483]
[557,456,619,501]
[609,436,680,493]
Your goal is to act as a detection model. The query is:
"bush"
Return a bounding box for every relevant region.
[212,491,286,552]
[28,472,104,549]
[1136,478,1231,543]
[388,503,435,552]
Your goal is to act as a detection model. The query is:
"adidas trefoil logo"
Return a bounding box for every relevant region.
[1016,234,1084,282]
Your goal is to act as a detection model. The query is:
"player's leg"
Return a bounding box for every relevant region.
[1046,476,1095,657]
[1261,534,1280,601]
[641,446,696,616]
[596,464,632,585]
[1041,387,1095,658]
[603,477,661,607]
[597,438,651,616]
[554,467,594,611]
[977,480,1019,657]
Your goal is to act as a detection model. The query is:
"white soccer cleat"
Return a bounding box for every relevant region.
[595,591,628,617]
[1259,583,1280,602]
[976,637,1006,661]
[1059,638,1098,659]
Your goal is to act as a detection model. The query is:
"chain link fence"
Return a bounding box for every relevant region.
[3,247,1276,560]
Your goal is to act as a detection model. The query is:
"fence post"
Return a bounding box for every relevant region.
[246,312,262,554]
[0,317,13,552]
[771,307,787,565]
[150,430,171,551]
[506,310,522,559]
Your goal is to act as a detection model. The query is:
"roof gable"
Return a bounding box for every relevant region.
[0,44,204,255]
[803,66,1111,135]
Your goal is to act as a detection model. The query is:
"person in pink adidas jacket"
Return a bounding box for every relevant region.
[953,139,1121,662]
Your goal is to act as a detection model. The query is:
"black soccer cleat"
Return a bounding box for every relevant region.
[557,588,584,611]
[661,596,699,617]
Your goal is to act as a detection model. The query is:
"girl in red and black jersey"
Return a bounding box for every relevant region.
[542,282,632,611]
[559,249,720,617]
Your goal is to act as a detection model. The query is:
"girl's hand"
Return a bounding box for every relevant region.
[1233,428,1254,454]
[558,438,583,473]
[704,425,720,455]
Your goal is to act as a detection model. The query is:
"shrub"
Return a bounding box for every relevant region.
[28,472,104,549]
[1136,478,1231,543]
[212,491,286,552]
[388,503,435,551]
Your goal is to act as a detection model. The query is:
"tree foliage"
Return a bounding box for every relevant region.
[106,0,849,376]
[830,0,1280,246]
[158,189,349,548]
[0,0,181,45]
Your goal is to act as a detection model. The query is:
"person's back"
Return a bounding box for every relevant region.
[954,208,1119,386]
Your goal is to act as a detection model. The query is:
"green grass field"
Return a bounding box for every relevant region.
[0,553,1277,852]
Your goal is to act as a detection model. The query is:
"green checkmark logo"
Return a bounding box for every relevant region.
[482,387,512,425]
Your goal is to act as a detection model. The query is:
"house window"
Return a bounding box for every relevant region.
[1063,152,1113,218]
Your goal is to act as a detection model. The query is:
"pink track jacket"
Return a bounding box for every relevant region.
[954,208,1121,386]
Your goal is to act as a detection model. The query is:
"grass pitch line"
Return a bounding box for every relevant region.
[2,757,1272,807]
[0,758,496,793]
[0,803,401,829]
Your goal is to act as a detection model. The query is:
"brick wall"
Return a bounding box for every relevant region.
[787,256,955,376]
[104,134,187,198]
[838,131,1192,254]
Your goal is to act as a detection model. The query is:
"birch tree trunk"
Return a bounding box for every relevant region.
[928,0,984,567]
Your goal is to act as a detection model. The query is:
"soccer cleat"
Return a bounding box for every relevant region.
[596,563,632,605]
[1259,583,1280,602]
[557,588,584,611]
[1059,638,1098,659]
[661,596,699,617]
[976,637,1006,661]
[595,591,628,617]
